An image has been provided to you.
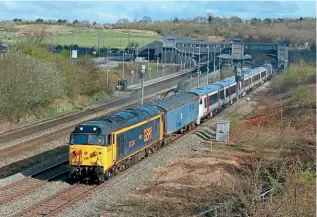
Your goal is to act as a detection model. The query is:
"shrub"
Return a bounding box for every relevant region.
[294,86,311,103]
[0,50,65,121]
[16,42,108,97]
[271,61,316,94]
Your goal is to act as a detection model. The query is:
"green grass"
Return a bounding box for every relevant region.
[52,30,158,48]
[0,24,159,48]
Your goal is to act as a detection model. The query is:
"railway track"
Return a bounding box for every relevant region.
[0,161,68,205]
[0,93,169,179]
[14,183,97,217]
[12,81,268,217]
[12,129,194,217]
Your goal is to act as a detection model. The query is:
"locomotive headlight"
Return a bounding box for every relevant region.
[93,127,97,131]
[80,127,83,131]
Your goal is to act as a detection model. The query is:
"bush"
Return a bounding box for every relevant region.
[0,50,65,121]
[16,42,108,97]
[294,86,311,103]
[271,60,316,94]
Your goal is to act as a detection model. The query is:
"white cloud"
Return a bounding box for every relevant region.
[3,0,18,9]
[96,12,132,23]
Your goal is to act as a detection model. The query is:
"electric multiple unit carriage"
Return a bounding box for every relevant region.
[69,65,273,183]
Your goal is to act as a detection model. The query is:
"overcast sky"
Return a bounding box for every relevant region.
[1,1,316,23]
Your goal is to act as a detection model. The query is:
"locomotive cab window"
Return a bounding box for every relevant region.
[70,134,105,146]
[70,134,87,144]
[88,135,105,146]
[199,98,202,105]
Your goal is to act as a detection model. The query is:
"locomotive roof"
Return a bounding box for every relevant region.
[151,92,197,111]
[73,105,161,134]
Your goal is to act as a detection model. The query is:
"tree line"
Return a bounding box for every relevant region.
[9,15,316,49]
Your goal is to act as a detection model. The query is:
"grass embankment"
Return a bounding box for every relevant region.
[0,24,159,48]
[102,62,316,217]
[0,42,118,129]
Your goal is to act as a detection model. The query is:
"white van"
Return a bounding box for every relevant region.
[135,57,148,62]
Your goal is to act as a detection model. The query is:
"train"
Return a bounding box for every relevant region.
[68,64,274,183]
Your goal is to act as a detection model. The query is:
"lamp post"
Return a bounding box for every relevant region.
[156,46,159,72]
[147,47,150,78]
[140,65,146,105]
[123,50,125,78]
[131,70,134,84]
[197,70,201,88]
[219,45,222,70]
[162,64,165,76]
[184,44,186,70]
[199,41,201,72]
[207,46,210,85]
[213,45,216,73]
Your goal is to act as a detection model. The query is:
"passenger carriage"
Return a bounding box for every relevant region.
[189,77,237,125]
[240,66,268,96]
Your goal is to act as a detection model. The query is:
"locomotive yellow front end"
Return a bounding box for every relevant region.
[68,125,114,183]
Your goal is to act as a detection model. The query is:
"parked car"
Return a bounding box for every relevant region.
[135,57,148,62]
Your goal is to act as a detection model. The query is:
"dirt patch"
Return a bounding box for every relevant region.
[150,157,237,188]
[113,29,160,36]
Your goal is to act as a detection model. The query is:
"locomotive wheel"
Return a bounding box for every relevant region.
[96,173,105,184]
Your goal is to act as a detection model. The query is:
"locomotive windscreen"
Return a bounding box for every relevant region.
[70,134,105,145]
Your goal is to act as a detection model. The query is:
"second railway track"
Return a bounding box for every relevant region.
[0,161,68,206]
